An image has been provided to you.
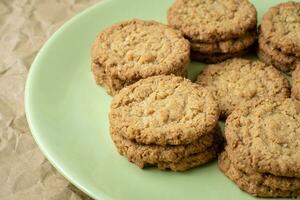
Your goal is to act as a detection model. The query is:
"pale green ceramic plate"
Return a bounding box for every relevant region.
[25,0,296,199]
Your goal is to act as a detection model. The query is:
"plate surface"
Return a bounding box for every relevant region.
[25,0,295,199]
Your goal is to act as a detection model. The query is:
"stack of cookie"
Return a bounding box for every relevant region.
[167,0,257,63]
[109,75,222,171]
[258,1,300,72]
[196,58,290,118]
[91,19,190,95]
[219,98,300,198]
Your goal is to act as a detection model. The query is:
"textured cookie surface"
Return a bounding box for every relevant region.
[154,147,217,171]
[115,137,221,171]
[220,151,300,191]
[218,151,300,198]
[92,19,190,95]
[258,33,299,72]
[260,1,300,57]
[191,30,256,54]
[196,58,290,117]
[292,66,300,101]
[167,0,257,42]
[111,126,217,163]
[109,75,219,145]
[257,44,296,73]
[226,98,300,178]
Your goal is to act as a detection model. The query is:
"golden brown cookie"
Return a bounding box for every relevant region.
[196,58,290,117]
[225,98,300,178]
[220,151,300,191]
[154,147,217,171]
[260,1,300,57]
[91,19,190,95]
[109,75,220,146]
[167,0,257,42]
[258,33,299,72]
[112,127,223,171]
[218,151,300,198]
[111,126,217,163]
[190,30,256,54]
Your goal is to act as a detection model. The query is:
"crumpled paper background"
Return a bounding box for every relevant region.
[0,0,99,199]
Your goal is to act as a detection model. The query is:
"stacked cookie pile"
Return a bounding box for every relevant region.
[258,2,300,72]
[91,19,190,95]
[91,0,300,197]
[109,75,221,171]
[219,98,300,198]
[167,0,257,63]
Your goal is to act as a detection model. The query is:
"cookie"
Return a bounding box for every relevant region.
[91,19,190,95]
[260,1,300,57]
[220,151,300,191]
[155,147,217,171]
[190,30,256,54]
[258,33,299,72]
[226,98,300,178]
[111,126,217,163]
[109,75,219,145]
[218,151,300,198]
[196,58,290,117]
[114,129,222,171]
[292,65,300,101]
[257,45,296,73]
[167,0,257,42]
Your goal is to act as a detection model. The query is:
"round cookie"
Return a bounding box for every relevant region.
[91,19,190,95]
[191,30,256,54]
[109,75,220,145]
[260,2,300,57]
[220,151,300,191]
[258,34,299,72]
[218,151,300,198]
[226,98,300,178]
[167,0,257,42]
[292,66,300,101]
[111,126,219,163]
[196,58,290,117]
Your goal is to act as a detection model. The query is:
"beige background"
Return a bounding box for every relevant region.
[0,0,99,199]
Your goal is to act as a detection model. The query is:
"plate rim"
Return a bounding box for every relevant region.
[24,1,114,199]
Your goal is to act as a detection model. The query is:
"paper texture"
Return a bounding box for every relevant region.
[0,0,98,199]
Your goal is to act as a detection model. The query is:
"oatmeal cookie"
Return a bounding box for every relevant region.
[258,34,299,72]
[226,98,300,178]
[190,30,256,54]
[111,126,219,163]
[167,0,257,42]
[220,151,300,191]
[91,19,190,95]
[109,75,219,145]
[219,151,300,198]
[260,1,300,57]
[196,58,290,117]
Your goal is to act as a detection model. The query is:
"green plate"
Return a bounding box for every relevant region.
[25,0,295,199]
